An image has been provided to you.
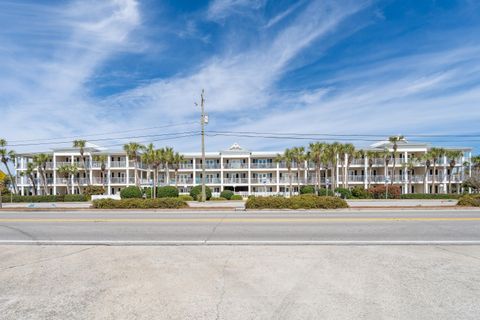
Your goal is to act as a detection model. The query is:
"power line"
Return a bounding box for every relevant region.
[8,121,198,143]
[8,131,200,147]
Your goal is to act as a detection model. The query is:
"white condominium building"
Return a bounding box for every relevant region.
[14,139,472,196]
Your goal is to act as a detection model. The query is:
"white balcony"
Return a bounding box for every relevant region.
[251,178,277,184]
[110,177,126,184]
[110,161,127,168]
[223,163,248,169]
[223,177,248,184]
[250,163,276,169]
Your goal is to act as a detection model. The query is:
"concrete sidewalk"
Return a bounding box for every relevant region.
[1,245,479,319]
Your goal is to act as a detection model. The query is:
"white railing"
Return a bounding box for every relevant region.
[223,163,248,169]
[110,177,126,184]
[196,163,222,169]
[251,178,277,184]
[250,163,276,169]
[223,178,248,184]
[111,161,126,168]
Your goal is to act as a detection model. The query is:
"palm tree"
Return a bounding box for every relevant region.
[123,142,143,187]
[73,140,90,185]
[0,139,18,194]
[163,147,174,186]
[141,144,155,198]
[58,164,78,195]
[378,148,391,184]
[419,152,432,194]
[343,144,356,188]
[366,151,379,188]
[33,153,51,195]
[402,159,415,194]
[388,135,405,185]
[172,152,185,189]
[291,146,305,191]
[153,148,165,197]
[25,162,38,195]
[275,149,294,197]
[325,142,342,192]
[430,147,445,194]
[308,142,326,194]
[445,150,462,194]
[471,155,480,175]
[93,154,108,189]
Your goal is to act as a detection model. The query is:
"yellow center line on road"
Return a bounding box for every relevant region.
[0,217,480,223]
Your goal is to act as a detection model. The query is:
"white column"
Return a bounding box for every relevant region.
[442,155,447,193]
[70,156,74,194]
[469,151,472,194]
[247,156,251,195]
[53,155,57,195]
[107,155,111,195]
[304,160,308,185]
[404,151,408,194]
[126,155,130,186]
[89,154,93,186]
[276,161,280,193]
[335,154,339,189]
[364,156,368,189]
[193,158,197,185]
[220,155,224,191]
[343,153,348,188]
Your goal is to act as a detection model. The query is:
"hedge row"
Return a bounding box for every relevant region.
[92,198,188,209]
[245,195,348,210]
[400,194,462,199]
[1,194,88,203]
[457,195,480,207]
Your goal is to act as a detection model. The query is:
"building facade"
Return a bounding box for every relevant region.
[14,140,473,197]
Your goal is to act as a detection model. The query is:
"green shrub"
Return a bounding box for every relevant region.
[0,195,89,203]
[210,197,227,201]
[457,195,480,207]
[83,185,105,199]
[230,194,243,200]
[190,185,212,201]
[367,185,401,199]
[92,198,188,209]
[220,190,234,200]
[157,186,179,198]
[317,188,332,196]
[64,194,88,202]
[245,195,348,209]
[300,185,316,194]
[334,187,352,199]
[178,194,194,201]
[351,186,370,199]
[120,186,143,199]
[400,194,462,199]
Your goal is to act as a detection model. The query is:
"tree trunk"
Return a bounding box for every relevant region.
[175,169,178,188]
[288,167,292,197]
[297,165,301,192]
[391,156,396,185]
[316,164,321,195]
[3,161,18,194]
[432,163,437,194]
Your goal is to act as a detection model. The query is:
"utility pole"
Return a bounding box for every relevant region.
[200,89,207,202]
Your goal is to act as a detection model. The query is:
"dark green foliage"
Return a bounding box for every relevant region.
[0,195,88,202]
[351,186,370,199]
[83,185,105,199]
[92,198,188,209]
[210,197,227,201]
[245,195,348,209]
[367,185,401,199]
[178,194,194,201]
[63,194,88,202]
[230,194,243,200]
[190,185,212,201]
[334,187,352,199]
[220,190,234,200]
[157,186,179,198]
[457,195,480,207]
[400,194,462,199]
[300,185,315,194]
[120,186,143,199]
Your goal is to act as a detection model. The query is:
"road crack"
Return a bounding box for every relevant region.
[0,224,37,241]
[1,247,95,271]
[435,246,480,261]
[215,257,230,320]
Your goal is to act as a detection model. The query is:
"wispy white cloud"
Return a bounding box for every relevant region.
[206,0,265,22]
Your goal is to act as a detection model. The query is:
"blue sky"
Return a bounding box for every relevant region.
[1,0,480,153]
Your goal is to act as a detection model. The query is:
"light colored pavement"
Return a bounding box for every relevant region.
[347,199,458,207]
[1,245,479,319]
[1,210,480,244]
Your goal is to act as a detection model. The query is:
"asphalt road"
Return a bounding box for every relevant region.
[1,209,480,244]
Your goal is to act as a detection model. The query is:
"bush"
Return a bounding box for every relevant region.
[64,194,88,202]
[120,186,143,199]
[351,186,370,199]
[157,186,179,198]
[400,194,462,199]
[245,195,348,209]
[318,188,333,196]
[0,195,88,203]
[230,194,243,200]
[92,198,188,209]
[190,185,212,201]
[83,185,105,199]
[457,195,480,207]
[367,185,401,199]
[220,190,234,200]
[334,187,352,199]
[178,194,194,201]
[300,185,316,194]
[210,197,227,201]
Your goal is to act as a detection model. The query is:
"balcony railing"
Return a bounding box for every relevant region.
[223,163,248,169]
[110,161,127,168]
[251,178,277,184]
[196,163,222,169]
[250,163,276,169]
[223,177,248,184]
[110,177,126,184]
